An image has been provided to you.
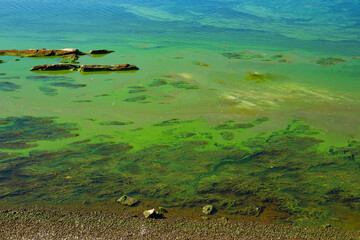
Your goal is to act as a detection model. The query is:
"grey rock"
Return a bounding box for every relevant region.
[117,195,139,206]
[143,208,162,219]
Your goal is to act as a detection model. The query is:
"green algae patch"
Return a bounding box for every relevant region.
[314,57,347,66]
[0,116,79,150]
[1,116,360,228]
[26,75,86,95]
[215,117,270,130]
[100,121,134,126]
[221,50,265,60]
[0,82,21,92]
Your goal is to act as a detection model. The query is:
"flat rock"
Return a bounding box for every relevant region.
[116,195,139,206]
[79,64,139,72]
[0,48,86,57]
[90,49,114,54]
[30,64,79,71]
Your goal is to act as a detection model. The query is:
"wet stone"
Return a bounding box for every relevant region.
[60,54,79,64]
[143,208,162,219]
[90,49,114,55]
[79,64,139,72]
[202,205,213,215]
[158,207,168,213]
[117,195,139,206]
[30,64,79,71]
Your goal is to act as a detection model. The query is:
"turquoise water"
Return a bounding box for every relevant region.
[1,0,360,229]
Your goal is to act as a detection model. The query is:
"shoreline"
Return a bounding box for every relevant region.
[1,205,359,240]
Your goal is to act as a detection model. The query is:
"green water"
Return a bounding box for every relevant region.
[1,0,360,229]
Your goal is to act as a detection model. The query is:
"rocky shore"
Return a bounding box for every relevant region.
[0,206,359,240]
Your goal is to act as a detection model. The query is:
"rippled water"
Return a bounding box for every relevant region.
[1,0,360,229]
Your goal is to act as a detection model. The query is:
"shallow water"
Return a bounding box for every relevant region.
[1,0,360,229]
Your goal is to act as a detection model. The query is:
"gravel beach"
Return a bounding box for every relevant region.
[1,206,359,240]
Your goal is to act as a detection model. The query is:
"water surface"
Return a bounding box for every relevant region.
[1,0,360,229]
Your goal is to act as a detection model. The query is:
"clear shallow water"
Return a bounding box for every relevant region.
[1,0,360,229]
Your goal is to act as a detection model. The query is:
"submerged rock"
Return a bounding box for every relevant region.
[0,48,86,57]
[143,208,163,219]
[202,205,213,215]
[30,64,79,71]
[90,49,114,54]
[79,64,139,72]
[117,195,139,206]
[314,57,346,66]
[60,54,79,64]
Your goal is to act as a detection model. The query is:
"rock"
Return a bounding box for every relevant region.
[202,205,213,215]
[79,64,139,72]
[30,64,79,71]
[314,57,346,66]
[0,48,86,57]
[158,207,168,213]
[60,54,79,64]
[53,48,85,56]
[143,208,162,219]
[90,49,114,54]
[116,195,139,206]
[0,60,4,64]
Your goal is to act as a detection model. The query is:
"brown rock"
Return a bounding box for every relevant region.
[79,64,139,72]
[90,49,114,54]
[30,64,79,71]
[0,48,86,57]
[53,48,86,56]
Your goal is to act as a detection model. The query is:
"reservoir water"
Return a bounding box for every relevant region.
[1,0,360,229]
